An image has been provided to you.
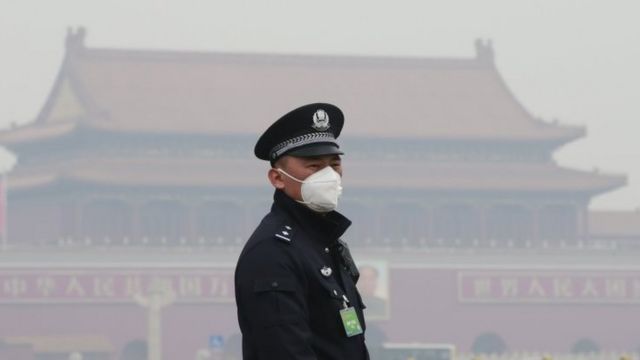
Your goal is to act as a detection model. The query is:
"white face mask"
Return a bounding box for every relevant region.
[276,166,343,212]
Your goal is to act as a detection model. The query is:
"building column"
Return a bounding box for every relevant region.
[426,204,434,244]
[532,205,540,247]
[131,197,142,242]
[66,194,81,245]
[185,195,197,243]
[576,201,588,242]
[478,203,488,245]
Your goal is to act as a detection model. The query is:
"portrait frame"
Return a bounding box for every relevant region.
[355,259,390,320]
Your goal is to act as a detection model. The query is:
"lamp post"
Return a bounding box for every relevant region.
[134,279,176,360]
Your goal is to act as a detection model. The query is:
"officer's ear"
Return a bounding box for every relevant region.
[268,156,291,189]
[268,167,286,190]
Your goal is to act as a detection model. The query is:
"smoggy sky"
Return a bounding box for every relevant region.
[1,0,638,210]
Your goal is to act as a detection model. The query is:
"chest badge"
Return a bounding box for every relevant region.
[320,266,333,277]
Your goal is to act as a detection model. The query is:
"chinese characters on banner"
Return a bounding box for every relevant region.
[458,270,640,304]
[0,268,234,304]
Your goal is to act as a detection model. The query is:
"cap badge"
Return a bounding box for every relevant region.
[312,109,330,131]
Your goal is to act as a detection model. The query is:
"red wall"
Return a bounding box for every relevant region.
[2,267,640,357]
[377,268,640,352]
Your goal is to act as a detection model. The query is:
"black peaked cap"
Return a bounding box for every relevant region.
[254,103,344,162]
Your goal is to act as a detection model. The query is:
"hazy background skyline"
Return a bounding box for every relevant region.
[1,0,638,210]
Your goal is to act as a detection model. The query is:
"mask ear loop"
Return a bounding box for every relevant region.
[274,168,305,183]
[277,167,342,185]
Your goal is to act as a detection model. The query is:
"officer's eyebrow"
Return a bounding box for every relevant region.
[310,156,340,166]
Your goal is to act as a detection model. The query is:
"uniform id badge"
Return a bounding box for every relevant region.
[339,307,363,337]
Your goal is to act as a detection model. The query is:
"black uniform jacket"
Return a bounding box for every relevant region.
[235,190,369,360]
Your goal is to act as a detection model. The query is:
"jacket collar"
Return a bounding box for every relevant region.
[271,189,351,244]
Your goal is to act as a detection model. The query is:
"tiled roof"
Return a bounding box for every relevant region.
[1,31,583,143]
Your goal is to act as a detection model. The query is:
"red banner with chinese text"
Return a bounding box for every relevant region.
[458,270,640,304]
[0,268,234,304]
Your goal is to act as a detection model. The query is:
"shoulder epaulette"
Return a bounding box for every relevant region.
[274,225,294,244]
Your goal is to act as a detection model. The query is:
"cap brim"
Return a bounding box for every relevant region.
[285,143,344,158]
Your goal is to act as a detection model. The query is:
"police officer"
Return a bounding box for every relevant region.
[234,103,369,359]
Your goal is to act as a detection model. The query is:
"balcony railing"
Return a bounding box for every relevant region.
[1,235,638,253]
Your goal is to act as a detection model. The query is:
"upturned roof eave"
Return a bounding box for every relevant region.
[0,121,78,146]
